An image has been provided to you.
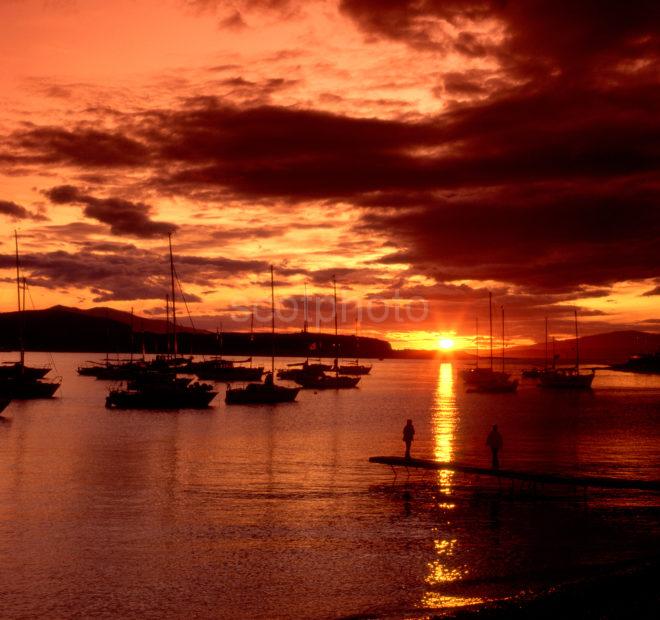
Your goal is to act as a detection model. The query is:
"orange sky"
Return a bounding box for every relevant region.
[0,0,658,349]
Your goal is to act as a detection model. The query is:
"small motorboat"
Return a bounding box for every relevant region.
[296,372,360,390]
[0,377,61,399]
[538,368,594,389]
[105,379,217,409]
[467,377,518,393]
[226,374,300,404]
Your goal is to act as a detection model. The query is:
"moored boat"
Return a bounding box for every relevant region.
[226,373,299,404]
[538,368,594,389]
[539,310,595,390]
[296,373,360,389]
[0,376,60,399]
[277,360,327,382]
[463,293,517,392]
[334,359,372,375]
[225,266,299,405]
[191,358,264,382]
[611,352,660,374]
[467,377,519,393]
[106,380,217,409]
[0,362,50,381]
[0,232,62,400]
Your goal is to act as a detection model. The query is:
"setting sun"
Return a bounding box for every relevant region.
[438,337,455,351]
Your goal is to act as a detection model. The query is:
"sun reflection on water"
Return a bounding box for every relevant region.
[432,362,457,493]
[420,593,484,609]
[421,363,475,612]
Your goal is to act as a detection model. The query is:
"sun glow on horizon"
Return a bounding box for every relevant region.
[438,337,455,351]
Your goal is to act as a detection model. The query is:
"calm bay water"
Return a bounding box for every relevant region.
[1,353,659,618]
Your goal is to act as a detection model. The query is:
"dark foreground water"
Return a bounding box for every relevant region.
[1,353,659,618]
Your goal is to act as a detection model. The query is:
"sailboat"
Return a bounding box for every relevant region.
[297,276,360,389]
[277,284,332,381]
[225,266,300,404]
[105,233,217,409]
[461,292,511,387]
[334,317,372,375]
[522,316,547,378]
[539,311,595,389]
[0,233,60,399]
[466,305,518,393]
[186,325,264,381]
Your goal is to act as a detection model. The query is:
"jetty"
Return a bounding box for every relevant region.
[369,456,660,492]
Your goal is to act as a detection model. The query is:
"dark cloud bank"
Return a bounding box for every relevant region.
[1,0,658,317]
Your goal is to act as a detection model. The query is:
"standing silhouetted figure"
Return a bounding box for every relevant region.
[486,424,503,470]
[403,419,415,460]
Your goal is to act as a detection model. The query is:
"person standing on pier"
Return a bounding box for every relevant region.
[486,425,503,470]
[403,419,415,460]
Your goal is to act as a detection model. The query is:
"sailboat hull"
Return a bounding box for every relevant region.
[467,379,518,393]
[195,367,264,382]
[0,379,60,399]
[0,363,50,381]
[225,383,300,404]
[105,384,217,409]
[539,370,594,389]
[297,374,360,389]
[336,364,372,375]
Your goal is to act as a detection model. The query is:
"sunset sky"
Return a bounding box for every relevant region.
[0,0,658,349]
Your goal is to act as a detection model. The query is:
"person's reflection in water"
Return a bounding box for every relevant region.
[403,419,415,460]
[486,424,503,470]
[402,486,412,516]
[489,499,501,531]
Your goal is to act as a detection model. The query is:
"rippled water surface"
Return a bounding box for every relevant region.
[1,353,659,618]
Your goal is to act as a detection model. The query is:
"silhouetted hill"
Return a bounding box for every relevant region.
[506,330,660,364]
[0,306,392,358]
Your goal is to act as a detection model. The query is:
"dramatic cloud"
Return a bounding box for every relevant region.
[0,200,46,221]
[44,185,176,238]
[0,247,269,303]
[0,0,658,341]
[12,127,150,168]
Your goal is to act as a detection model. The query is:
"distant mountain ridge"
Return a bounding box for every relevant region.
[505,330,660,364]
[0,305,392,358]
[0,306,657,362]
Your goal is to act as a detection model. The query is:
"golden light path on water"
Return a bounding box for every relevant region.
[432,362,457,494]
[422,362,482,611]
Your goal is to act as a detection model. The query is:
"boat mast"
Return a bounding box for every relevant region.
[552,336,556,369]
[249,311,254,367]
[270,265,275,377]
[303,282,309,334]
[501,306,505,372]
[574,308,580,371]
[489,291,493,370]
[475,317,479,368]
[129,308,134,363]
[218,323,223,359]
[165,294,170,355]
[333,275,338,372]
[14,231,24,368]
[544,316,548,369]
[168,232,178,358]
